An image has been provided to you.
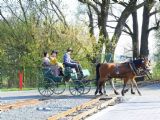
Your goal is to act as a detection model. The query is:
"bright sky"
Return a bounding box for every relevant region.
[62,0,79,23]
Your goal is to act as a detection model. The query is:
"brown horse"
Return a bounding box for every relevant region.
[95,58,150,96]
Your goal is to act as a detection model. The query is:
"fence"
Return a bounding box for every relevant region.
[0,66,42,89]
[0,63,160,89]
[0,64,96,89]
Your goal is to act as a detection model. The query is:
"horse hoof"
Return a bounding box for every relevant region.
[114,91,119,95]
[99,92,103,95]
[121,91,124,96]
[138,92,142,96]
[131,91,135,94]
[124,89,129,93]
[95,91,98,95]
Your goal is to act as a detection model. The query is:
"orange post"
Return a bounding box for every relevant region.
[18,70,23,90]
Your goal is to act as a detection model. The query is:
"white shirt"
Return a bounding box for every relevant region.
[42,57,50,66]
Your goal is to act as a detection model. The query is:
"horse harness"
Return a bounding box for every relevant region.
[115,59,143,76]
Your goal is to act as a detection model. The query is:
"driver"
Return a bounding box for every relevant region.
[63,48,83,77]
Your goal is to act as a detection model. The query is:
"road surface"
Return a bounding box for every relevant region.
[86,83,160,120]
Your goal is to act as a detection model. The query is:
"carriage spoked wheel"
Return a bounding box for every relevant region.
[38,77,55,97]
[69,80,85,96]
[81,80,91,94]
[52,81,66,95]
[145,70,153,80]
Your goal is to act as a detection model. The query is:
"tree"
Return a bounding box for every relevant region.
[122,0,160,58]
[132,8,139,59]
[118,2,139,59]
[0,0,94,88]
[78,0,110,55]
[108,0,159,58]
[140,0,160,57]
[78,0,146,58]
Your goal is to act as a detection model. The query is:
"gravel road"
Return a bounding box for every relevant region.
[0,89,96,120]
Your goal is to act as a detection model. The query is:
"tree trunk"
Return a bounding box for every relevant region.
[132,10,139,59]
[140,0,155,57]
[87,5,94,37]
[98,0,109,54]
[140,5,150,57]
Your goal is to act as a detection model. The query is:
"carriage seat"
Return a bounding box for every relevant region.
[42,66,63,82]
[42,65,59,76]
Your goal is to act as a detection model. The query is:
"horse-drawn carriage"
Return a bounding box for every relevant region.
[38,53,151,97]
[38,66,91,97]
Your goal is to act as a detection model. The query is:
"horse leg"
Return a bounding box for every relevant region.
[121,78,128,96]
[95,81,99,95]
[132,79,142,96]
[95,87,98,95]
[95,63,101,95]
[99,81,103,95]
[103,82,109,96]
[130,81,135,94]
[109,78,119,95]
[102,82,106,95]
[95,79,100,95]
[95,79,105,95]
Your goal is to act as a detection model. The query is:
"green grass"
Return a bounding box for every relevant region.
[0,87,37,91]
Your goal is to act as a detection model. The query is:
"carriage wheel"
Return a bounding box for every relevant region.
[83,80,91,94]
[145,71,153,80]
[38,77,55,97]
[142,69,152,81]
[52,81,66,95]
[69,80,84,96]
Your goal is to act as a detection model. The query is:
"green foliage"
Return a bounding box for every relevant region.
[0,20,95,66]
[0,15,96,88]
[0,0,98,88]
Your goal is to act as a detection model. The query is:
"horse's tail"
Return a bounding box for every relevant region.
[96,63,101,84]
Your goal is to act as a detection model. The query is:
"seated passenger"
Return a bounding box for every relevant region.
[63,48,83,77]
[42,51,55,75]
[42,51,50,67]
[50,50,64,76]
